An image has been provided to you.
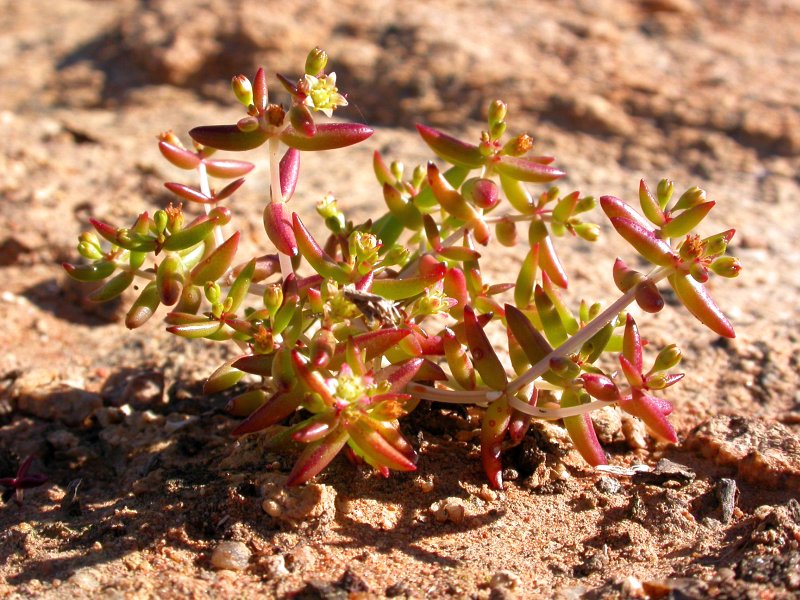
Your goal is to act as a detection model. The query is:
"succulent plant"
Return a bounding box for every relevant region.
[65,48,742,489]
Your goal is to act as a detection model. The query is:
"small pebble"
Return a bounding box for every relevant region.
[68,568,101,591]
[596,475,621,495]
[431,497,465,524]
[490,569,523,591]
[263,554,289,578]
[210,541,251,571]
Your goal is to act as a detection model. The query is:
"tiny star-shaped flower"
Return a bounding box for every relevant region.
[303,72,348,118]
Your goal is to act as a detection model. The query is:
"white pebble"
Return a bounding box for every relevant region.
[210,541,251,571]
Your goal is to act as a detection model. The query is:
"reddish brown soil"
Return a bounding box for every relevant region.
[1,1,799,598]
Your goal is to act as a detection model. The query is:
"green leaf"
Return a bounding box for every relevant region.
[190,232,240,284]
[416,124,485,168]
[189,124,269,151]
[63,261,116,282]
[464,305,507,390]
[87,270,134,302]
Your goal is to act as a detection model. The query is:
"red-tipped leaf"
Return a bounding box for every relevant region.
[416,124,484,168]
[493,155,565,183]
[280,123,373,151]
[263,202,298,257]
[668,274,735,338]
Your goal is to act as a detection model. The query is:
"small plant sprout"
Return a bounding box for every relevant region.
[64,48,742,489]
[1,455,48,505]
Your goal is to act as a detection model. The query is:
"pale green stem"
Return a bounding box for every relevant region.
[406,265,672,418]
[268,136,294,279]
[505,265,671,396]
[197,162,224,249]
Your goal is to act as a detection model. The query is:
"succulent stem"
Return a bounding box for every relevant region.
[269,136,295,278]
[506,265,671,396]
[198,162,224,249]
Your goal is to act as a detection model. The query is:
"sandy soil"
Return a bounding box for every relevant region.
[1,0,799,598]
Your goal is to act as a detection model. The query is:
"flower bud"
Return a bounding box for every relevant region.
[651,344,682,373]
[204,281,221,305]
[263,283,283,316]
[462,177,500,210]
[634,278,664,313]
[390,161,404,182]
[673,186,706,211]
[77,232,103,260]
[488,100,507,127]
[573,222,600,242]
[710,256,742,278]
[489,121,507,141]
[153,210,169,235]
[305,47,328,76]
[231,75,254,106]
[236,116,259,132]
[495,217,517,247]
[656,178,674,210]
[575,195,597,214]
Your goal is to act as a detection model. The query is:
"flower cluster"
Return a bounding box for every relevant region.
[65,48,742,489]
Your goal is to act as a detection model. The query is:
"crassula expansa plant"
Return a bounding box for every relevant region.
[64,48,742,489]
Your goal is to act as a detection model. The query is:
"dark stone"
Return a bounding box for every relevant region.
[715,478,737,523]
[633,459,695,487]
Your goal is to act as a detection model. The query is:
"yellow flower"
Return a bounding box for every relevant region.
[303,73,348,117]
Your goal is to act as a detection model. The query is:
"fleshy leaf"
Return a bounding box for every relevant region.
[660,201,715,239]
[668,274,735,338]
[561,389,607,466]
[87,270,134,302]
[189,125,270,151]
[292,213,347,281]
[481,395,511,489]
[493,155,565,183]
[204,360,245,394]
[416,124,484,168]
[279,148,301,201]
[158,140,201,170]
[464,305,507,390]
[344,415,416,472]
[286,429,349,486]
[190,231,240,284]
[232,391,302,436]
[280,123,373,151]
[619,391,678,443]
[204,159,255,179]
[263,202,298,257]
[371,271,445,301]
[126,281,161,329]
